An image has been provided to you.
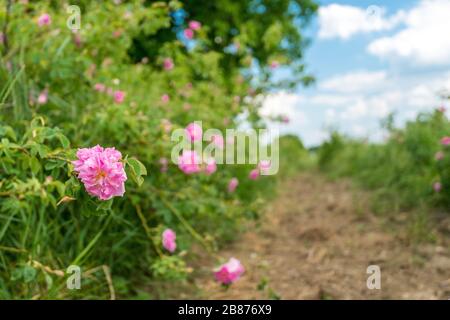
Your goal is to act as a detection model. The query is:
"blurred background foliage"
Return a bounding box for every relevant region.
[317,108,450,242]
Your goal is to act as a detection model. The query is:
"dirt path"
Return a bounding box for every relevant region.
[179,173,450,299]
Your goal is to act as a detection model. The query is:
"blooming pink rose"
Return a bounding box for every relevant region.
[113,90,126,104]
[185,122,203,142]
[441,136,450,146]
[162,229,176,253]
[163,58,174,71]
[72,145,127,201]
[249,168,259,180]
[281,115,290,123]
[38,13,51,27]
[37,90,48,105]
[188,20,202,31]
[161,94,170,103]
[204,158,217,175]
[94,83,106,92]
[228,178,239,193]
[211,134,224,148]
[184,28,194,40]
[178,150,201,174]
[258,160,271,174]
[159,157,169,173]
[270,61,279,69]
[433,182,442,192]
[435,151,444,161]
[214,258,244,285]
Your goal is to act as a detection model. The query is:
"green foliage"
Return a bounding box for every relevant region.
[277,134,311,177]
[318,110,450,215]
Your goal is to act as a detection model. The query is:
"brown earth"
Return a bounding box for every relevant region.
[174,173,450,300]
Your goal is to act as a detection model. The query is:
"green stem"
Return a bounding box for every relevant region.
[150,186,217,257]
[135,204,163,257]
[71,214,112,266]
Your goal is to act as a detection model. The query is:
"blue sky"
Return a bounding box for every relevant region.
[261,0,450,146]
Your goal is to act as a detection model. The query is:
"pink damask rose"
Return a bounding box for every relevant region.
[161,94,170,103]
[113,90,126,104]
[38,13,51,26]
[204,158,217,175]
[270,61,279,69]
[228,178,239,193]
[162,229,176,253]
[435,151,444,161]
[214,258,244,285]
[441,136,450,146]
[433,182,442,193]
[178,150,201,174]
[94,83,106,92]
[185,122,203,142]
[163,58,174,71]
[184,28,194,40]
[249,168,259,180]
[37,90,48,105]
[72,145,127,201]
[211,134,224,148]
[188,20,201,31]
[258,160,271,174]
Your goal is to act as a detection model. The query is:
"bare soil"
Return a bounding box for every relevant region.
[175,173,450,299]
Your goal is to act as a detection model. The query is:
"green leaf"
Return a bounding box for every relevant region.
[29,156,41,175]
[57,133,70,149]
[96,199,113,211]
[11,265,37,283]
[44,160,66,171]
[126,158,147,187]
[127,158,147,176]
[22,265,37,283]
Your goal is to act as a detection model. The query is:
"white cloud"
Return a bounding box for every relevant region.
[260,92,308,137]
[318,4,404,39]
[260,69,450,147]
[341,100,368,120]
[260,92,305,118]
[368,0,450,66]
[320,70,387,93]
[309,94,355,107]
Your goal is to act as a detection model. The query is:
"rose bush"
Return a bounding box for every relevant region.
[0,0,316,298]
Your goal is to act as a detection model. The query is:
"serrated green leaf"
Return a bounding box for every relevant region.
[57,133,70,149]
[29,156,41,175]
